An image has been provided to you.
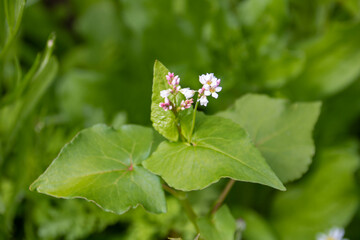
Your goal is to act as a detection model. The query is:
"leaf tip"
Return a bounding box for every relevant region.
[278,184,287,191]
[271,176,287,191]
[29,179,39,192]
[154,59,162,68]
[153,59,167,71]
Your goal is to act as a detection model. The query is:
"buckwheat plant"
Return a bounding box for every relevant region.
[30,60,322,239]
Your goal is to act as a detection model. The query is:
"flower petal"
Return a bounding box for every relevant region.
[199,75,207,84]
[160,89,171,98]
[199,96,208,106]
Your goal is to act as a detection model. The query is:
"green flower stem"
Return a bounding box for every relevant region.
[210,179,235,215]
[188,100,199,143]
[177,121,185,142]
[171,106,185,142]
[162,184,200,232]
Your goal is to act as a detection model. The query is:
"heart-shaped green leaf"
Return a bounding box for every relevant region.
[219,94,321,183]
[197,205,236,240]
[151,60,179,142]
[143,114,285,191]
[30,124,166,215]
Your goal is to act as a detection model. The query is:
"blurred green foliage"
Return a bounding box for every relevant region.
[1,0,360,239]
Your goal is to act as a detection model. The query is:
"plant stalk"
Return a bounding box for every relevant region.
[171,106,185,142]
[188,100,199,143]
[210,179,235,215]
[163,184,200,232]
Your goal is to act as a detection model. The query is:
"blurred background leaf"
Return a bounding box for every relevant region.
[270,142,359,240]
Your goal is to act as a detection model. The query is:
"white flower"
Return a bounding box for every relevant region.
[160,89,171,98]
[198,95,209,106]
[204,85,222,99]
[317,227,348,240]
[199,73,216,86]
[199,73,221,99]
[180,88,195,99]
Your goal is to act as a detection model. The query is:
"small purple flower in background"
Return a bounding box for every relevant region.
[235,218,246,240]
[180,99,194,110]
[316,227,348,240]
[159,97,172,111]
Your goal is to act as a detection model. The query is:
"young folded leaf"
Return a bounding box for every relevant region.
[143,114,285,191]
[151,60,179,141]
[30,124,167,215]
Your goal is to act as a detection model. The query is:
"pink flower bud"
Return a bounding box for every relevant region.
[166,72,174,81]
[180,98,194,110]
[172,75,180,86]
[198,87,205,95]
[159,97,173,111]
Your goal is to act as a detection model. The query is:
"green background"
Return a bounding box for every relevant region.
[1,0,360,239]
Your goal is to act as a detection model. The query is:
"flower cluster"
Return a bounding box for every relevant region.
[197,73,222,107]
[180,98,194,110]
[166,72,180,93]
[316,227,348,240]
[159,72,195,111]
[159,72,222,111]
